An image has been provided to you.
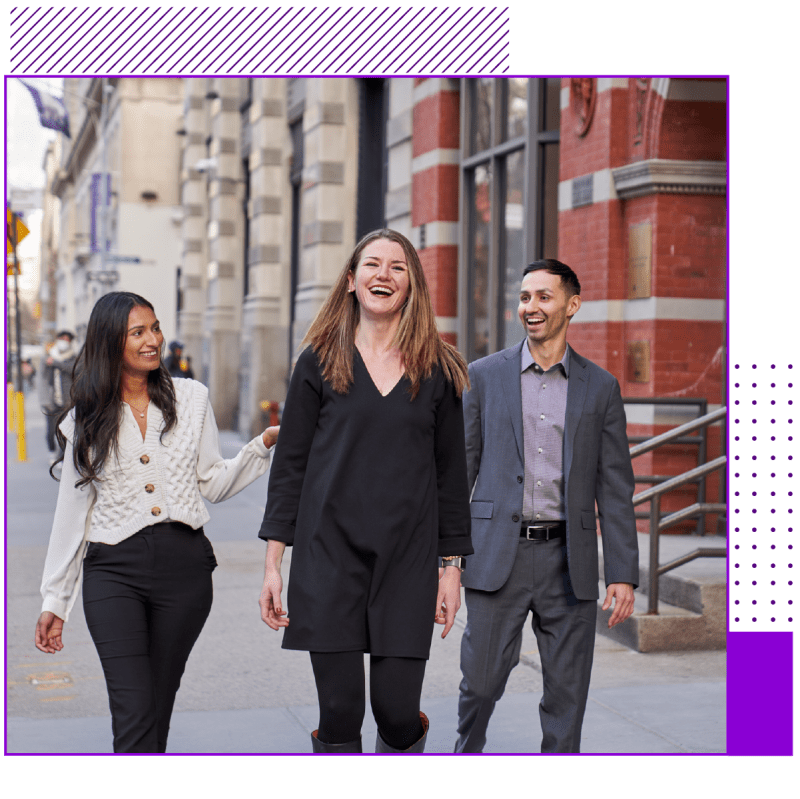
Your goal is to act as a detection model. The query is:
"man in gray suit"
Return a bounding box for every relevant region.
[454,259,638,753]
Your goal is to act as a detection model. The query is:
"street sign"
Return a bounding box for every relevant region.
[6,207,30,254]
[105,255,141,264]
[86,270,120,282]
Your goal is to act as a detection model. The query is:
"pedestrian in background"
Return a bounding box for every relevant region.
[164,340,194,379]
[35,291,279,754]
[258,229,473,754]
[40,330,77,465]
[21,357,36,392]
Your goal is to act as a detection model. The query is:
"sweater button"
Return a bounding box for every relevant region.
[140,455,150,464]
[512,514,520,523]
[151,507,161,516]
[145,484,154,493]
[517,475,523,483]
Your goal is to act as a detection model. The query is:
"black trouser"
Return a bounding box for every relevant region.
[82,522,216,753]
[310,651,426,749]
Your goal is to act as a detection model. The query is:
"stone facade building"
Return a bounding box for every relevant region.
[50,77,184,343]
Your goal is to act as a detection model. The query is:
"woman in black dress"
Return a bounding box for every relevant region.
[258,229,473,753]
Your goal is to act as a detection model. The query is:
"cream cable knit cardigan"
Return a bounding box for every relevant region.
[40,378,272,622]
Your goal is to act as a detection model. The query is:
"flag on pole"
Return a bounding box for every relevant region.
[17,79,70,138]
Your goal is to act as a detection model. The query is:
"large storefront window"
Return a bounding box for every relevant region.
[461,78,560,361]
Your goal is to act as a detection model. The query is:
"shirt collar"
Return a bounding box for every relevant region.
[521,341,571,377]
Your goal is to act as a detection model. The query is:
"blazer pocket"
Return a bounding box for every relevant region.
[470,501,494,519]
[581,510,597,530]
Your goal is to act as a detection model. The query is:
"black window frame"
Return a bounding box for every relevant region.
[459,78,560,362]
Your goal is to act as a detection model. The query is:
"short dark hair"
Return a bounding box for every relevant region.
[56,330,75,341]
[522,259,581,297]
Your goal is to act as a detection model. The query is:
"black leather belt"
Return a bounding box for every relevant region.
[520,521,566,541]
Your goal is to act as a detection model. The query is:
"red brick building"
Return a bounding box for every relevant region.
[410,77,726,532]
[171,77,727,535]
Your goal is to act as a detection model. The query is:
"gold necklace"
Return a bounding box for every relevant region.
[124,397,150,418]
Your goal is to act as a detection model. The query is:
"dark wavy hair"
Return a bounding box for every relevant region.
[52,292,177,486]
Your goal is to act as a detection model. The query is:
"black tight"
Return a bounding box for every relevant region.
[310,651,426,749]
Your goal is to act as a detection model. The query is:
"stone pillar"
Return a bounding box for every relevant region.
[293,79,359,357]
[178,78,208,372]
[203,78,244,429]
[239,79,292,439]
[385,79,414,238]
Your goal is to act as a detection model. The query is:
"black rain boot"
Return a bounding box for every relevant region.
[310,729,362,753]
[375,712,429,753]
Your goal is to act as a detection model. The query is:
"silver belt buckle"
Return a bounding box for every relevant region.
[524,525,542,540]
[525,523,557,541]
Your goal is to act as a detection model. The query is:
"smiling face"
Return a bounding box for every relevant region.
[122,305,163,377]
[347,237,411,322]
[518,269,581,353]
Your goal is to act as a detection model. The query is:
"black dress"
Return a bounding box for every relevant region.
[258,347,473,659]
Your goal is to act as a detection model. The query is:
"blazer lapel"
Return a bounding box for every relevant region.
[500,341,525,462]
[564,347,589,481]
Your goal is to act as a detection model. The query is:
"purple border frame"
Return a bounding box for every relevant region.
[4,71,793,757]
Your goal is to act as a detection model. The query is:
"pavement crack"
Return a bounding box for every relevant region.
[587,695,691,753]
[284,705,311,735]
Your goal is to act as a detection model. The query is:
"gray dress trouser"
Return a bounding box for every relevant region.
[455,536,597,753]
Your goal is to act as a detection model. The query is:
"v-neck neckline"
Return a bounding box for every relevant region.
[355,347,405,398]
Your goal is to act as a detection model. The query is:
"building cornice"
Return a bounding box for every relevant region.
[612,159,726,200]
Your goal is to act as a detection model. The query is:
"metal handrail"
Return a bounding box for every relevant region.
[629,406,727,459]
[626,408,727,614]
[632,456,727,507]
[628,399,722,535]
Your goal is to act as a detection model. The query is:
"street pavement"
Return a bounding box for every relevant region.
[5,406,726,755]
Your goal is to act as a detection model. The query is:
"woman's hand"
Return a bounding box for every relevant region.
[259,570,289,630]
[35,612,64,653]
[259,540,289,630]
[262,425,280,449]
[434,566,462,639]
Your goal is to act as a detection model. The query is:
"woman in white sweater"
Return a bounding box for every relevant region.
[35,291,278,753]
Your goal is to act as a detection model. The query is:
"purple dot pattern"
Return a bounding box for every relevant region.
[731,364,795,630]
[7,6,511,74]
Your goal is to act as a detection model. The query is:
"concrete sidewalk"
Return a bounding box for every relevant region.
[5,409,726,755]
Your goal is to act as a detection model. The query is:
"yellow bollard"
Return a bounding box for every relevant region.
[15,391,27,462]
[8,383,16,433]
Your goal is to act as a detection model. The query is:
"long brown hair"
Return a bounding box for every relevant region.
[303,228,469,399]
[53,292,177,487]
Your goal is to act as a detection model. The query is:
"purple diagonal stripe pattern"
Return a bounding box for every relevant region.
[8,6,510,76]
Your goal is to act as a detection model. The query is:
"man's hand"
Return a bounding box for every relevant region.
[602,582,635,628]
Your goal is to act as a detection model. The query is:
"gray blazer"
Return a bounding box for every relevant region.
[462,340,639,599]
